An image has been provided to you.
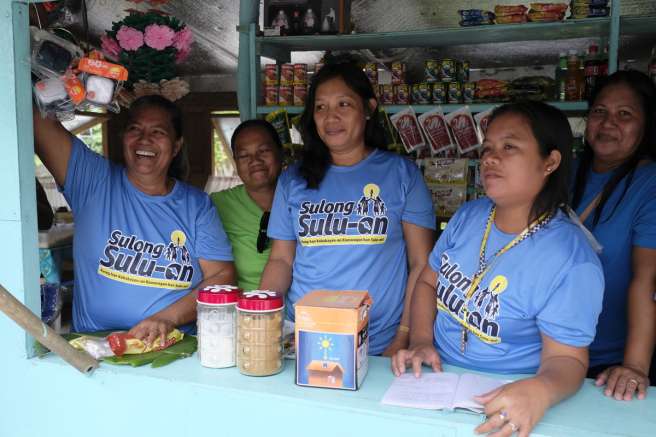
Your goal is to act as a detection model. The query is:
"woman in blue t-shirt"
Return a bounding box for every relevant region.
[33,95,235,345]
[392,101,604,436]
[260,62,436,356]
[571,71,656,400]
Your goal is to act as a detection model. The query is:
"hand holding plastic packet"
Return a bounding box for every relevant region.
[69,329,197,368]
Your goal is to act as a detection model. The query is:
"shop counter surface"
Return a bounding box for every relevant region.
[31,352,655,437]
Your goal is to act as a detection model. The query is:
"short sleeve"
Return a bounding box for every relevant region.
[195,194,234,261]
[633,181,656,249]
[62,137,111,211]
[401,163,436,230]
[537,262,604,347]
[267,170,296,240]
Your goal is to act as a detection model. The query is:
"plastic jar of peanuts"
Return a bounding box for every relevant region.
[197,285,241,368]
[236,290,284,376]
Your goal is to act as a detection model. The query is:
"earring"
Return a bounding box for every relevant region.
[365,116,370,120]
[547,167,552,172]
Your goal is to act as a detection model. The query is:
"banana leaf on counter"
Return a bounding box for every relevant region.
[34,331,197,368]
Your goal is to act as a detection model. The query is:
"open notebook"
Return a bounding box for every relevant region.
[381,372,509,413]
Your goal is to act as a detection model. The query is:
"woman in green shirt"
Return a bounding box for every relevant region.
[211,120,283,290]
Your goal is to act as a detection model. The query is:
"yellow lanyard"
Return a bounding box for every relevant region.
[459,206,551,353]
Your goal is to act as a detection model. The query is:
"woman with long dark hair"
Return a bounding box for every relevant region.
[260,62,435,356]
[571,70,656,400]
[33,95,235,344]
[393,101,604,436]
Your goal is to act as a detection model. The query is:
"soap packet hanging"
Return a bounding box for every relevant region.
[77,56,129,113]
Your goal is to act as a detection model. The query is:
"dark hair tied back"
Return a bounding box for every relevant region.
[298,62,387,189]
[487,101,573,223]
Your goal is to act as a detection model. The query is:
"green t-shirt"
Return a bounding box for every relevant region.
[211,185,270,291]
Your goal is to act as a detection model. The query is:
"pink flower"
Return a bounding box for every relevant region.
[144,24,175,51]
[100,35,121,60]
[116,26,144,51]
[175,47,190,64]
[172,27,193,53]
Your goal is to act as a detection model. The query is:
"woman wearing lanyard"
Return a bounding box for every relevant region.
[392,101,604,436]
[571,70,656,400]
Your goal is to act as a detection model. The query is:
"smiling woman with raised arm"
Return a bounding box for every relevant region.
[571,70,656,401]
[33,95,235,345]
[392,101,604,437]
[259,62,436,356]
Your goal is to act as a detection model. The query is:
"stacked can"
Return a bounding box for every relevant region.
[417,58,472,104]
[293,63,307,106]
[279,63,294,106]
[263,64,278,106]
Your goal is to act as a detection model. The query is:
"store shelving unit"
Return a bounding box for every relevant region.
[237,0,654,120]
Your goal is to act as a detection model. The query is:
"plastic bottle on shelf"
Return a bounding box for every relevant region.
[554,52,568,101]
[565,50,584,101]
[584,44,601,99]
[648,45,656,86]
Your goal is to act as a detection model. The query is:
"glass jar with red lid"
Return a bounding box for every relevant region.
[197,285,241,368]
[236,290,284,376]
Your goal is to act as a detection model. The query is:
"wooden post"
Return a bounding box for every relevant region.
[0,284,98,374]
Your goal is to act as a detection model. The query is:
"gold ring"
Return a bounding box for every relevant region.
[508,422,519,432]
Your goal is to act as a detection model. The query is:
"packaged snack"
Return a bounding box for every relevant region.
[265,109,292,146]
[390,107,426,153]
[33,77,71,118]
[412,83,431,104]
[474,107,495,143]
[494,5,528,15]
[418,107,456,155]
[30,27,84,78]
[426,184,468,217]
[445,106,481,154]
[457,61,470,83]
[527,11,565,22]
[108,330,184,356]
[495,14,528,24]
[423,158,469,185]
[77,56,129,112]
[529,3,569,13]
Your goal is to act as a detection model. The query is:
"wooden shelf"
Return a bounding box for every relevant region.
[256,101,588,115]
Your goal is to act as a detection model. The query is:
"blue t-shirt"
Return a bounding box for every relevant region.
[429,198,604,374]
[574,162,656,367]
[63,138,233,333]
[268,149,435,355]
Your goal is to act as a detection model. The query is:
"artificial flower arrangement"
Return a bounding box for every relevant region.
[101,8,192,103]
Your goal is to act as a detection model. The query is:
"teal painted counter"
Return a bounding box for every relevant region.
[3,351,654,437]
